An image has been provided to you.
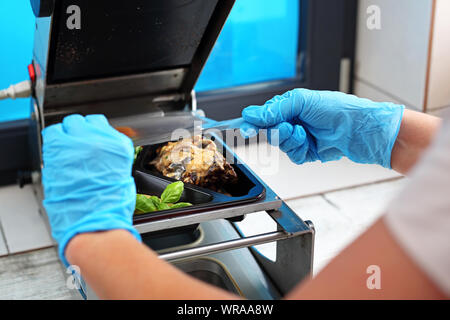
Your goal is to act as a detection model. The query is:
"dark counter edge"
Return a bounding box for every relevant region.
[0,119,33,186]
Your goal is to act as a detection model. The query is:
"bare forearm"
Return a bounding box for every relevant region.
[66,230,239,300]
[391,109,442,175]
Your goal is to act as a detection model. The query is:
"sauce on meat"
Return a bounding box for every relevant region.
[150,136,238,193]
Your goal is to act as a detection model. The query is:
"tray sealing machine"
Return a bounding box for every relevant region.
[27,0,315,299]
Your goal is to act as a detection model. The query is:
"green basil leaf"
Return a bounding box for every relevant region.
[134,146,143,163]
[135,194,159,214]
[169,202,193,209]
[161,181,184,204]
[156,202,171,211]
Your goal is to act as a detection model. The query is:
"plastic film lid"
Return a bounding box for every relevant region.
[111,111,204,146]
[110,112,244,146]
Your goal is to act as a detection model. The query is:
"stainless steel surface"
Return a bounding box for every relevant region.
[109,111,201,147]
[304,219,315,279]
[159,230,298,263]
[174,257,242,295]
[32,17,190,129]
[304,220,315,233]
[31,1,233,129]
[33,17,51,112]
[202,220,281,299]
[246,203,315,295]
[268,202,311,235]
[134,196,282,234]
[44,69,187,110]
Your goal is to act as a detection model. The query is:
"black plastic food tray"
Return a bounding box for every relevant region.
[132,136,266,225]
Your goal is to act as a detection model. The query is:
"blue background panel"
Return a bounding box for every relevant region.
[195,0,299,92]
[0,2,35,122]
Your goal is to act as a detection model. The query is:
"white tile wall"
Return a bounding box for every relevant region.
[429,105,450,117]
[354,79,403,105]
[355,0,433,110]
[427,0,450,111]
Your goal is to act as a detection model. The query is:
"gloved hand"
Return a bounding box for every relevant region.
[240,89,404,168]
[42,114,141,267]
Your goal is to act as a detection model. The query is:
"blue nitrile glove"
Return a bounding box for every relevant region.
[42,114,141,267]
[240,89,404,168]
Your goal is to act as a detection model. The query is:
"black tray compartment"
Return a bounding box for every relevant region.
[132,136,265,225]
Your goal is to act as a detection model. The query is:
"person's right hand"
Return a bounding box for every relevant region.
[240,89,404,168]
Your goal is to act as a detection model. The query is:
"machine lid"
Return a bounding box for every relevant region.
[44,0,234,109]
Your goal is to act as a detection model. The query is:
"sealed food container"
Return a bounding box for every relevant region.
[132,134,266,225]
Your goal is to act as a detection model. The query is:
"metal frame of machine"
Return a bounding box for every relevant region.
[0,0,342,299]
[23,0,317,298]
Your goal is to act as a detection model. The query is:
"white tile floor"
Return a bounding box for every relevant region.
[288,178,406,273]
[232,141,401,199]
[287,195,358,273]
[0,248,79,300]
[0,185,54,254]
[235,178,406,275]
[323,178,407,231]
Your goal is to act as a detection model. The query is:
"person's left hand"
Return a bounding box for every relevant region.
[42,114,141,267]
[240,89,404,168]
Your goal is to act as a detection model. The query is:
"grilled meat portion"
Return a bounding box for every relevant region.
[150,136,238,192]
